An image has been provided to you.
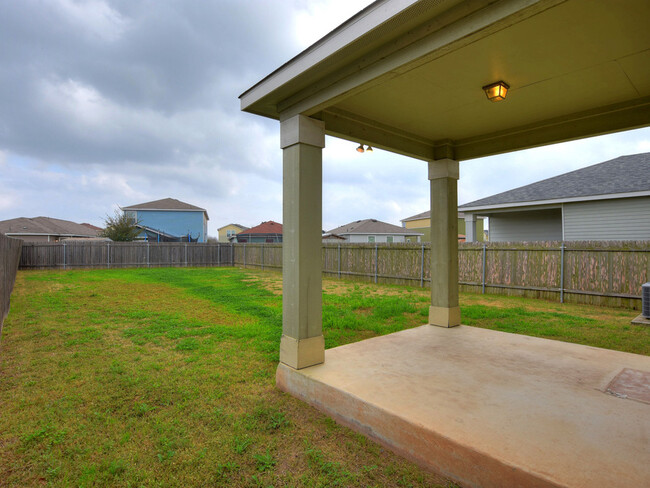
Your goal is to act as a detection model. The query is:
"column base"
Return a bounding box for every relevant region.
[429,306,461,328]
[280,334,325,369]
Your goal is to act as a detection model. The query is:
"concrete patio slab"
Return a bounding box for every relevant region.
[276,325,650,488]
[631,314,650,326]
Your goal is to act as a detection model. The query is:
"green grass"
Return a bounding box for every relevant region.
[1,268,461,488]
[1,266,647,487]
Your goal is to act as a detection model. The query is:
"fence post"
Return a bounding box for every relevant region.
[420,243,424,287]
[231,243,234,267]
[243,243,246,268]
[261,244,264,270]
[482,243,487,294]
[560,241,564,303]
[107,241,110,269]
[374,243,378,284]
[337,243,341,279]
[62,241,66,270]
[185,244,188,267]
[147,242,150,268]
[218,244,221,267]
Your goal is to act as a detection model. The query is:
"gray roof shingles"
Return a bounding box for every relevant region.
[122,198,208,219]
[459,152,650,209]
[401,211,475,222]
[0,217,101,237]
[327,219,422,235]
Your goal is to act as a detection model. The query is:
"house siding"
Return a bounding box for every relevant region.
[218,224,246,242]
[563,197,650,241]
[488,209,562,242]
[404,218,484,242]
[347,234,413,243]
[235,235,282,243]
[135,210,208,242]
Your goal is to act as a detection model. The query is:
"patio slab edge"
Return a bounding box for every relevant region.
[277,362,563,488]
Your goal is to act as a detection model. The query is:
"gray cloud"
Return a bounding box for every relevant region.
[0,0,294,171]
[1,0,648,233]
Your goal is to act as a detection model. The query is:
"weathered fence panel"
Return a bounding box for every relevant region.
[1,234,22,338]
[17,240,650,309]
[19,242,234,270]
[455,241,649,309]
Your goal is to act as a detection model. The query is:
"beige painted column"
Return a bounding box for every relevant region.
[279,114,325,369]
[428,159,461,328]
[464,213,477,242]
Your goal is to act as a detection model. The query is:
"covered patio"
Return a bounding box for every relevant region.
[240,0,650,486]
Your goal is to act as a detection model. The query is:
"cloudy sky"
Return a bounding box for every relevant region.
[1,0,649,234]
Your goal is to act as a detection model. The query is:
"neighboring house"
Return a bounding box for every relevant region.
[459,152,650,242]
[218,223,248,243]
[0,217,101,243]
[326,219,423,243]
[121,198,209,243]
[322,233,346,242]
[401,211,485,242]
[81,223,103,234]
[233,221,283,243]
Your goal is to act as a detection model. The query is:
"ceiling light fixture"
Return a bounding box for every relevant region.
[482,81,509,102]
[366,146,373,152]
[356,144,365,153]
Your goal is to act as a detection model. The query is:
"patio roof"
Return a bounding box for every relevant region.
[241,0,650,161]
[240,2,650,485]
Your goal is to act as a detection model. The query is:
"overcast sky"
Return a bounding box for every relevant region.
[1,0,649,234]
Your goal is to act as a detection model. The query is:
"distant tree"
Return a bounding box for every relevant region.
[100,210,141,241]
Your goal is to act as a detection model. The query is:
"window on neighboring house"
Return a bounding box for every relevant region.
[227,230,236,237]
[386,236,394,243]
[368,236,375,243]
[125,211,136,221]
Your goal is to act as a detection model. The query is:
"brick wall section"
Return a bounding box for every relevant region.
[1,234,22,338]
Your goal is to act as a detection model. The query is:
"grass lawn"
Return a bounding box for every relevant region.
[1,267,647,487]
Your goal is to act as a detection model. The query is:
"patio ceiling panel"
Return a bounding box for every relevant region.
[324,0,650,159]
[241,0,650,162]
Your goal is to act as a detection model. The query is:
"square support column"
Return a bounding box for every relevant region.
[464,213,477,242]
[279,115,325,369]
[428,159,460,328]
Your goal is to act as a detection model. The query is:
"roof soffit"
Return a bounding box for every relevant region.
[242,0,650,161]
[242,0,551,119]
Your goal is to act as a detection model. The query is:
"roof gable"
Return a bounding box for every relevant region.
[401,211,482,222]
[217,223,248,231]
[460,153,650,210]
[122,198,209,220]
[238,221,283,235]
[0,217,101,237]
[328,219,422,235]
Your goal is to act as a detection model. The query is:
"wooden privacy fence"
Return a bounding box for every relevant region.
[234,241,650,309]
[1,234,22,337]
[19,241,234,270]
[17,240,650,308]
[457,241,650,309]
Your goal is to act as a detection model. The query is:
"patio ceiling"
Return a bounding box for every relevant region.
[240,0,650,161]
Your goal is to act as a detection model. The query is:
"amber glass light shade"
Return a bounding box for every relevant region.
[482,81,509,101]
